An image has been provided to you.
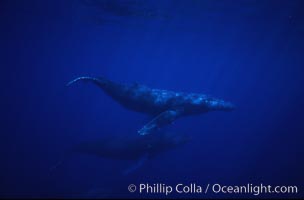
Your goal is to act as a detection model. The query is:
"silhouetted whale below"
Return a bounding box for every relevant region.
[73,131,190,161]
[50,131,190,175]
[67,76,235,135]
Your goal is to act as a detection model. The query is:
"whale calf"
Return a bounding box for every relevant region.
[72,131,190,160]
[51,131,190,175]
[67,76,235,135]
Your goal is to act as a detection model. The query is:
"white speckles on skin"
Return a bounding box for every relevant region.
[155,96,163,104]
[192,97,203,104]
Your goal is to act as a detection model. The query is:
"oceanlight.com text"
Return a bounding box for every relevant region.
[128,183,298,196]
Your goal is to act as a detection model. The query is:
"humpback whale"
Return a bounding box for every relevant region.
[67,76,235,135]
[51,131,190,175]
[72,131,190,160]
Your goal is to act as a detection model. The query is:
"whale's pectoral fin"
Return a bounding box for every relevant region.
[138,109,182,135]
[122,153,149,176]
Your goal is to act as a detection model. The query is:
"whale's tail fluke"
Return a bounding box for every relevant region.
[122,153,149,176]
[66,76,108,87]
[48,149,74,176]
[66,76,115,93]
[67,75,127,105]
[49,160,64,172]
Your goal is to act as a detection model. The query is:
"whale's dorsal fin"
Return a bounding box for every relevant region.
[138,109,182,135]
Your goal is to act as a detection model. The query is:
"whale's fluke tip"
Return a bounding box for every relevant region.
[66,76,99,87]
[66,80,75,87]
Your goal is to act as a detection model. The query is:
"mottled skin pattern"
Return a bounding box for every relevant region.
[67,76,235,135]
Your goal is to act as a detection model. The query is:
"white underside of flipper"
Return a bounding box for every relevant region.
[138,110,181,135]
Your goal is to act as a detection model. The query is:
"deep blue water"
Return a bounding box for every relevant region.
[1,0,304,198]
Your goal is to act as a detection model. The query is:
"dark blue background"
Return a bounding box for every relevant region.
[1,0,303,198]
